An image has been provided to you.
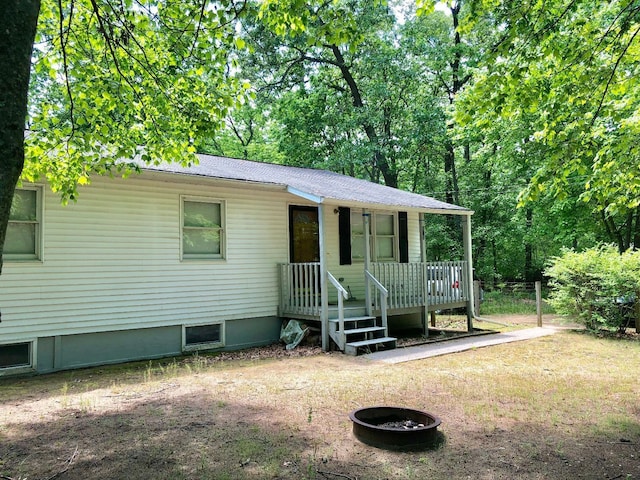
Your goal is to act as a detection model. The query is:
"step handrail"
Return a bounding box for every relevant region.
[328,272,349,349]
[365,270,389,335]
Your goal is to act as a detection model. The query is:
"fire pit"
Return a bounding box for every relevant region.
[349,406,441,450]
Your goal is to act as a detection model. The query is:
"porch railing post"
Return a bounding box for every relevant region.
[365,270,388,337]
[422,262,429,336]
[318,205,329,351]
[363,211,372,316]
[462,214,474,331]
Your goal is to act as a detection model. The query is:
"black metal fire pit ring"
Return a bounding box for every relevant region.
[349,406,441,450]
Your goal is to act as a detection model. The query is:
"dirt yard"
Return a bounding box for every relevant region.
[1,316,639,480]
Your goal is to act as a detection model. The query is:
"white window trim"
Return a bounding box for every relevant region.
[182,322,225,352]
[180,195,226,261]
[373,211,398,262]
[0,339,37,376]
[6,185,44,263]
[351,210,399,263]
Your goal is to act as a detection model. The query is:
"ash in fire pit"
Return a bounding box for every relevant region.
[378,420,425,429]
[349,406,441,450]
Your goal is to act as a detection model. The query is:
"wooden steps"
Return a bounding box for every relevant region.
[329,314,397,356]
[344,337,397,356]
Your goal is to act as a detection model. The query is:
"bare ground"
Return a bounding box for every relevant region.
[1,315,639,480]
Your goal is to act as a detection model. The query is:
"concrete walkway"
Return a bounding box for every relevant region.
[364,327,560,364]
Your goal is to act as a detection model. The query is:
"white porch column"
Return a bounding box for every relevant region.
[462,213,475,330]
[419,213,426,262]
[419,213,428,335]
[319,204,329,351]
[363,210,371,316]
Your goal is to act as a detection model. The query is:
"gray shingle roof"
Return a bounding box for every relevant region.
[144,154,471,215]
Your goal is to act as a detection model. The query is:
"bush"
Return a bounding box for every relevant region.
[545,245,640,331]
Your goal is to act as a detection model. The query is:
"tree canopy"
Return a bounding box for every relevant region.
[27,0,251,200]
[0,0,250,272]
[3,0,640,284]
[456,0,640,250]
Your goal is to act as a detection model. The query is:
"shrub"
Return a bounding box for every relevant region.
[545,245,640,331]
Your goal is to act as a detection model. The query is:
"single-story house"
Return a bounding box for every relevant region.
[0,154,474,376]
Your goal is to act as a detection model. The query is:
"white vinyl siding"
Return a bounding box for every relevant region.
[0,174,289,341]
[5,187,42,261]
[0,173,424,343]
[181,197,225,260]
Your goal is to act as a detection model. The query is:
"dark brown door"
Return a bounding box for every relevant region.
[289,206,319,263]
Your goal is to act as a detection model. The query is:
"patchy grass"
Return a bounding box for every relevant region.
[0,320,639,480]
[479,289,556,316]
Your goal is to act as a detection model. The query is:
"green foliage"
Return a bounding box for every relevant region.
[258,0,364,44]
[456,0,640,248]
[228,1,463,189]
[545,245,640,331]
[25,0,251,201]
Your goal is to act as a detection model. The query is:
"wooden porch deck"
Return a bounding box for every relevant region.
[279,261,470,319]
[279,261,471,354]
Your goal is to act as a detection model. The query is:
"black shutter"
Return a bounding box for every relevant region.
[399,211,409,263]
[338,207,352,265]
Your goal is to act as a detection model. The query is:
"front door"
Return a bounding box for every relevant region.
[289,205,320,263]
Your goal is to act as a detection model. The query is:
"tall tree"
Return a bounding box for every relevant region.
[1,0,249,273]
[1,0,41,275]
[457,0,640,251]
[244,0,444,188]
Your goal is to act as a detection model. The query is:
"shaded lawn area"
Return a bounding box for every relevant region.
[0,328,639,480]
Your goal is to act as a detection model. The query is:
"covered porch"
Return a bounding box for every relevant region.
[279,202,475,355]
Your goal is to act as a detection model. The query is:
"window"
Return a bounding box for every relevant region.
[374,213,396,261]
[181,197,225,260]
[183,323,224,351]
[0,342,33,373]
[350,210,397,262]
[350,211,368,261]
[5,187,42,261]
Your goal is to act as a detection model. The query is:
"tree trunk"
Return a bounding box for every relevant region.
[444,141,459,205]
[491,238,498,288]
[600,210,626,252]
[0,0,41,275]
[441,2,466,209]
[633,207,640,250]
[524,207,534,282]
[330,45,397,188]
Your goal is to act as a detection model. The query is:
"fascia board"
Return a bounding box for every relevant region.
[286,186,324,204]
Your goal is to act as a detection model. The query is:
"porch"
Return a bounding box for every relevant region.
[279,260,472,354]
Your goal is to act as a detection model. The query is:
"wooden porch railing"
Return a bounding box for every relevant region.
[424,260,469,307]
[280,260,470,317]
[370,262,425,310]
[365,270,388,333]
[327,271,349,349]
[370,261,469,311]
[279,262,321,317]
